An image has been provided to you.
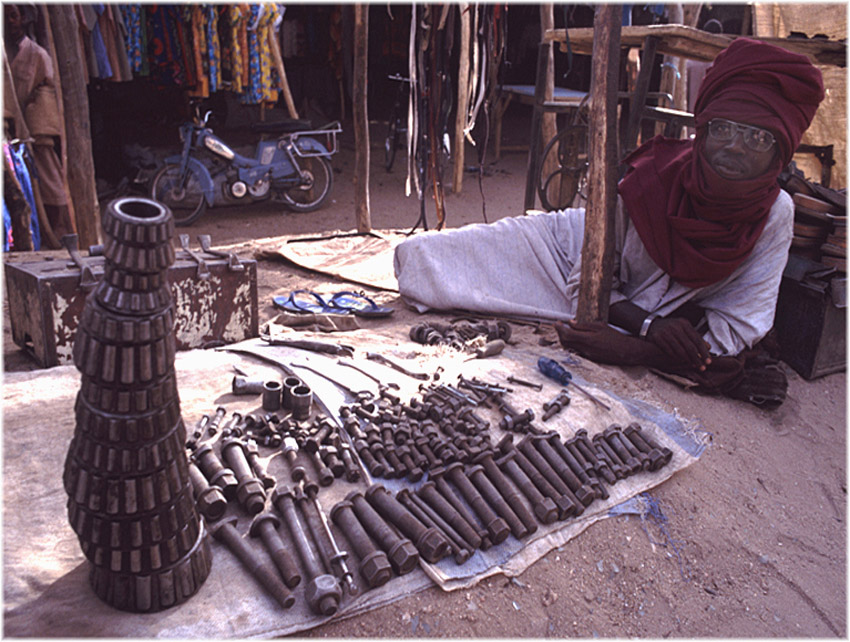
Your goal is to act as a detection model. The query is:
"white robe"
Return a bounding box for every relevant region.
[393,191,794,357]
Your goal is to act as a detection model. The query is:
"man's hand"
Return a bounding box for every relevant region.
[645,317,712,371]
[554,319,647,365]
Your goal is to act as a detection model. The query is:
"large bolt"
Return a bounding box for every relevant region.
[210,516,295,609]
[609,426,650,470]
[307,449,335,487]
[623,423,671,470]
[591,433,627,480]
[542,390,571,421]
[473,450,538,535]
[193,442,238,501]
[221,438,266,514]
[574,429,617,485]
[281,436,307,482]
[403,489,475,563]
[533,434,596,507]
[398,446,423,482]
[602,427,642,475]
[347,491,420,575]
[516,436,584,515]
[188,460,228,521]
[444,462,511,544]
[354,438,384,477]
[249,512,302,588]
[245,439,277,489]
[364,484,450,564]
[208,406,228,434]
[562,437,608,500]
[336,440,362,483]
[397,489,472,565]
[329,500,393,589]
[416,481,483,550]
[427,467,488,544]
[321,445,345,478]
[498,436,576,519]
[494,450,558,524]
[466,464,529,539]
[272,486,342,616]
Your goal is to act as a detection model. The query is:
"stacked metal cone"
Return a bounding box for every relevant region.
[63,197,211,612]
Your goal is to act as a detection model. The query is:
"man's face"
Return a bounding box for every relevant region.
[702,119,778,181]
[4,5,24,43]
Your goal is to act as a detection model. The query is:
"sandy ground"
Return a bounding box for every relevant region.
[3,113,846,636]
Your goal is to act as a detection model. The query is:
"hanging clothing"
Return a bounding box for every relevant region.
[205,6,222,93]
[119,4,145,74]
[147,5,186,86]
[186,6,209,97]
[228,5,247,93]
[5,144,41,250]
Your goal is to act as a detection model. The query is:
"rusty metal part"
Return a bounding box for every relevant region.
[531,434,595,507]
[210,516,295,609]
[473,450,539,535]
[290,362,373,401]
[281,436,307,482]
[197,234,244,271]
[494,449,559,524]
[444,462,511,544]
[426,468,488,545]
[497,436,576,519]
[329,499,393,588]
[397,489,472,565]
[611,425,651,470]
[507,375,543,391]
[404,489,475,562]
[178,234,211,279]
[61,234,99,291]
[301,487,361,597]
[365,352,429,380]
[592,434,626,480]
[516,435,584,515]
[306,449,334,487]
[221,438,266,514]
[282,376,303,409]
[193,443,238,501]
[603,426,642,475]
[290,384,313,421]
[466,463,529,539]
[542,390,571,421]
[497,396,535,432]
[337,359,400,390]
[347,490,420,575]
[365,484,450,564]
[232,376,265,395]
[573,429,618,485]
[321,445,345,478]
[260,336,355,357]
[262,380,282,411]
[623,423,672,470]
[188,460,228,521]
[561,437,608,500]
[249,511,302,589]
[272,485,342,616]
[245,439,276,489]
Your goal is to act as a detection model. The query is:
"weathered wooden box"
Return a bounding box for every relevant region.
[5,244,259,368]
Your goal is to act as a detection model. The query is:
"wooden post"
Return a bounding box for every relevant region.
[353,4,371,233]
[47,5,100,248]
[452,3,470,194]
[269,27,299,120]
[575,5,621,323]
[539,4,559,191]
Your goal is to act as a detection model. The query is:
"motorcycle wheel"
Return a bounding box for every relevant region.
[280,157,334,213]
[150,163,208,226]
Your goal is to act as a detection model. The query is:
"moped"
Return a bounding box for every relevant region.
[150,109,341,225]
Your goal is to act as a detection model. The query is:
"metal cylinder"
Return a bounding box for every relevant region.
[291,384,313,421]
[282,376,303,410]
[232,376,266,395]
[444,462,510,544]
[249,512,302,589]
[262,380,282,411]
[473,450,539,535]
[347,491,419,575]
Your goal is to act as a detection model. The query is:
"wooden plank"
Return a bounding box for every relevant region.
[546,25,846,67]
[353,5,371,233]
[575,5,621,323]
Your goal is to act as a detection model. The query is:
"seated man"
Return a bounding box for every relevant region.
[394,39,824,406]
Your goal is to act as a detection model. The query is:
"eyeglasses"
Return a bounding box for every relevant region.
[707,118,776,153]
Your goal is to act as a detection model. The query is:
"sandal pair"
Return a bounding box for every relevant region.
[273,290,394,318]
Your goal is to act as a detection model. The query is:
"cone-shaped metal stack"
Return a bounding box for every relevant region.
[63,197,211,612]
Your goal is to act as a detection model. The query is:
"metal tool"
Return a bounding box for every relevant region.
[260,334,355,357]
[197,234,245,271]
[178,233,211,279]
[537,357,611,411]
[365,352,429,380]
[337,359,400,389]
[289,362,374,401]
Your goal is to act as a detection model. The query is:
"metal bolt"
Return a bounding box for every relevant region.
[416,480,483,550]
[473,450,539,535]
[249,511,302,589]
[347,490,420,575]
[444,462,511,544]
[494,449,559,524]
[221,438,267,514]
[516,435,585,515]
[188,460,228,521]
[193,443,238,501]
[329,500,393,589]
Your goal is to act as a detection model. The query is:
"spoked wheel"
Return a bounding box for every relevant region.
[385,118,400,172]
[537,124,589,211]
[280,157,334,213]
[150,163,208,226]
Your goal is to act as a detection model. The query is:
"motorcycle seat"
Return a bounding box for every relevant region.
[250,119,314,134]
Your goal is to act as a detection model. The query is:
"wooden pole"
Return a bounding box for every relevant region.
[353,4,371,233]
[47,5,100,247]
[539,4,559,191]
[269,26,299,120]
[575,5,621,323]
[452,3,470,194]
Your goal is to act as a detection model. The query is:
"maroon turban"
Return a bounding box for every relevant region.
[618,38,824,288]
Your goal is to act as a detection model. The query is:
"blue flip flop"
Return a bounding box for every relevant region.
[273,290,349,315]
[328,291,394,318]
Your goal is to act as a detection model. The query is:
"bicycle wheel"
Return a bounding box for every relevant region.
[150,163,208,226]
[385,118,400,172]
[537,124,588,211]
[280,157,334,213]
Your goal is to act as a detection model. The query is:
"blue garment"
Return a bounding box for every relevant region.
[9,144,41,250]
[3,200,12,251]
